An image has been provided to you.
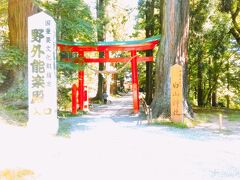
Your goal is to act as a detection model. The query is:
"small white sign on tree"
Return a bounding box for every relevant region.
[28,12,58,134]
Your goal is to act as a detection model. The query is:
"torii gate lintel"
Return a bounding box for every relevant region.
[57,35,160,113]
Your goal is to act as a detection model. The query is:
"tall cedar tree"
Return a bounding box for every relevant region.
[8,0,38,51]
[94,0,106,100]
[151,0,193,119]
[145,0,155,105]
[8,0,38,85]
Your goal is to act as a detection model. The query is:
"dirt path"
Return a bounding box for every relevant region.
[1,94,240,180]
[58,93,145,137]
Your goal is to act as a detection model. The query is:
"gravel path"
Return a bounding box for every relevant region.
[0,93,240,180]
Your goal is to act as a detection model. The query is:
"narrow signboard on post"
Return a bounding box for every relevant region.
[28,12,58,134]
[170,64,183,122]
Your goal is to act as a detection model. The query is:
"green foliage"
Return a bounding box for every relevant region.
[56,54,87,111]
[0,46,26,86]
[57,86,72,111]
[188,0,240,108]
[194,107,240,122]
[134,0,161,37]
[58,110,85,118]
[220,0,240,45]
[0,0,8,46]
[0,104,27,126]
[189,0,209,33]
[152,120,189,129]
[103,0,131,41]
[0,83,27,101]
[0,0,27,106]
[0,82,28,126]
[134,0,160,99]
[227,113,240,121]
[36,0,95,41]
[0,46,25,67]
[57,59,86,72]
[57,57,88,111]
[34,0,95,111]
[0,73,6,84]
[0,0,7,18]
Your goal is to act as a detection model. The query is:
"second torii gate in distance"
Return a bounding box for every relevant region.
[57,35,160,113]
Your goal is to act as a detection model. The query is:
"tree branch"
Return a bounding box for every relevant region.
[230,28,240,45]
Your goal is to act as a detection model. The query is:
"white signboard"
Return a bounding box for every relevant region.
[28,12,58,134]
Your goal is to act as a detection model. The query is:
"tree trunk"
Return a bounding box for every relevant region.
[145,0,155,105]
[207,58,212,105]
[211,58,218,107]
[151,0,193,119]
[111,72,118,95]
[145,50,153,105]
[197,58,204,107]
[211,92,217,107]
[8,0,38,51]
[94,0,106,100]
[94,55,104,100]
[8,0,38,90]
[226,60,230,108]
[226,93,230,109]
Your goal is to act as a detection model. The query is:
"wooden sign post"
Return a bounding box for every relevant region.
[170,64,183,122]
[28,12,58,134]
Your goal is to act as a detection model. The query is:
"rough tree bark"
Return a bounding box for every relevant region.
[110,73,118,95]
[151,0,193,119]
[197,54,204,107]
[8,0,38,89]
[211,59,218,107]
[145,0,155,105]
[8,0,38,51]
[226,60,230,108]
[94,0,106,100]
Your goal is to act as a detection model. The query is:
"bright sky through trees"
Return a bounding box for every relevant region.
[85,0,138,37]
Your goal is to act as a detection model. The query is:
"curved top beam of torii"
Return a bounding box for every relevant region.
[57,35,160,113]
[57,35,160,63]
[58,35,160,47]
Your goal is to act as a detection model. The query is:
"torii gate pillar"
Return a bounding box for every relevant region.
[58,35,160,114]
[131,50,140,113]
[78,51,84,110]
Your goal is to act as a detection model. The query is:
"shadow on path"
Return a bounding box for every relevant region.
[58,93,240,141]
[58,93,145,137]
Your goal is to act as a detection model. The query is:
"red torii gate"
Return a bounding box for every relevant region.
[57,35,160,113]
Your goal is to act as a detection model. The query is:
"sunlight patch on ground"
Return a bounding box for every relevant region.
[0,169,35,179]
